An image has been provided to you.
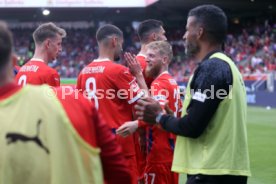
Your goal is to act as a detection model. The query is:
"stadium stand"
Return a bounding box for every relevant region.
[11,20,276,81]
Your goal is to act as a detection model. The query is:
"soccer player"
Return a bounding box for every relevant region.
[136,19,167,87]
[15,22,65,86]
[0,21,132,184]
[135,5,251,184]
[77,24,145,184]
[118,41,182,184]
[133,19,168,183]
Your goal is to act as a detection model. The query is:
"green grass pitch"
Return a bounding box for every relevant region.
[180,107,276,184]
[61,78,77,85]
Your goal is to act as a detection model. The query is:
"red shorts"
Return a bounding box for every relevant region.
[125,155,138,184]
[144,163,178,184]
[134,130,147,182]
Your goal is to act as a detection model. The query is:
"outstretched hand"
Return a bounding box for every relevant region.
[116,120,138,137]
[134,97,163,125]
[124,52,142,77]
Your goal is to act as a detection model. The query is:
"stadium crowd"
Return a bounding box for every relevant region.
[0,4,257,184]
[11,20,276,81]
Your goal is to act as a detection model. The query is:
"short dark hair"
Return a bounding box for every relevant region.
[137,19,163,43]
[188,5,227,45]
[33,22,66,44]
[96,24,123,43]
[0,21,13,69]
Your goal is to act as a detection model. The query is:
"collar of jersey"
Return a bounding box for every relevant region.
[155,71,169,80]
[93,58,112,62]
[30,58,45,62]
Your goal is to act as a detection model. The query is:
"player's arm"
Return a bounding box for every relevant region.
[116,66,145,106]
[76,74,82,91]
[116,120,139,137]
[124,52,150,97]
[136,59,233,138]
[116,82,165,137]
[116,101,147,137]
[157,59,232,137]
[93,109,133,183]
[115,65,147,137]
[48,70,60,86]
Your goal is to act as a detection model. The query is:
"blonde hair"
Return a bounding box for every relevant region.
[33,22,66,44]
[146,41,173,62]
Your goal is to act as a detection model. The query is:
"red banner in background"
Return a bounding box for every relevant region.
[243,74,268,81]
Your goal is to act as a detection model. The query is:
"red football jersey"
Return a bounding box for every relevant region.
[77,59,144,156]
[147,72,182,164]
[56,87,132,183]
[135,54,150,180]
[15,59,60,87]
[136,54,154,87]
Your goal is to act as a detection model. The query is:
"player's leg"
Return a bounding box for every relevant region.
[125,154,139,184]
[134,129,147,184]
[115,132,139,184]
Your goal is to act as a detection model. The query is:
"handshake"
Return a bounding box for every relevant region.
[116,97,174,137]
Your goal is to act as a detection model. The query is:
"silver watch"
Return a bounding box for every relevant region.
[155,112,164,124]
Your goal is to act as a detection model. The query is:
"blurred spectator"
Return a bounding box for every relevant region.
[11,20,276,82]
